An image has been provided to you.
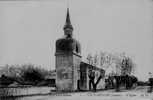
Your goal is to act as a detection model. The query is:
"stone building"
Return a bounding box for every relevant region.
[55,8,105,91]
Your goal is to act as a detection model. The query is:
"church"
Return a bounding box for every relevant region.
[55,8,105,91]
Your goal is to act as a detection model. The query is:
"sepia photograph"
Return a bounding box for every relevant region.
[0,0,153,100]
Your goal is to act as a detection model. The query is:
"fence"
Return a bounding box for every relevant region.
[0,86,55,97]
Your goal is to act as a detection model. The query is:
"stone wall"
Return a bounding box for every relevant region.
[56,54,73,91]
[55,53,81,91]
[72,54,81,90]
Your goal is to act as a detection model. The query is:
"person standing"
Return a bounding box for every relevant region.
[148,72,153,93]
[88,70,95,91]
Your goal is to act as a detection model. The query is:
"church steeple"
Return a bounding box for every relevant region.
[63,8,73,31]
[66,8,71,25]
[55,6,81,92]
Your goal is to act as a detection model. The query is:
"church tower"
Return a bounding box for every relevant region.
[55,8,81,91]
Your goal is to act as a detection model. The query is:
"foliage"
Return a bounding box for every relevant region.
[20,64,44,84]
[86,52,136,76]
[0,64,50,85]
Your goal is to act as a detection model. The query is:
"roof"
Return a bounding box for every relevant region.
[80,62,105,72]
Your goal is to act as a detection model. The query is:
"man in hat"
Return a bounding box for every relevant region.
[88,69,95,91]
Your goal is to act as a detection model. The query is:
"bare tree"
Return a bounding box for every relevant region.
[93,53,99,66]
[86,51,136,76]
[100,52,105,67]
[121,57,136,75]
[86,53,94,65]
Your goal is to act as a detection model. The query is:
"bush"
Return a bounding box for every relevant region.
[137,81,148,86]
[20,64,45,85]
[0,64,50,86]
[0,74,14,86]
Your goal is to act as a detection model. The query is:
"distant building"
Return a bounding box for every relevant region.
[55,8,105,91]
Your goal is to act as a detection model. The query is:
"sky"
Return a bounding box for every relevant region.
[0,0,153,81]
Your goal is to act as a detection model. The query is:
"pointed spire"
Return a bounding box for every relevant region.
[66,8,71,25]
[63,8,73,30]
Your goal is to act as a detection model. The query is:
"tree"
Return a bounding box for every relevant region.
[93,53,99,66]
[87,53,94,65]
[0,64,50,85]
[20,64,46,84]
[121,57,136,75]
[100,52,105,66]
[86,51,136,76]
